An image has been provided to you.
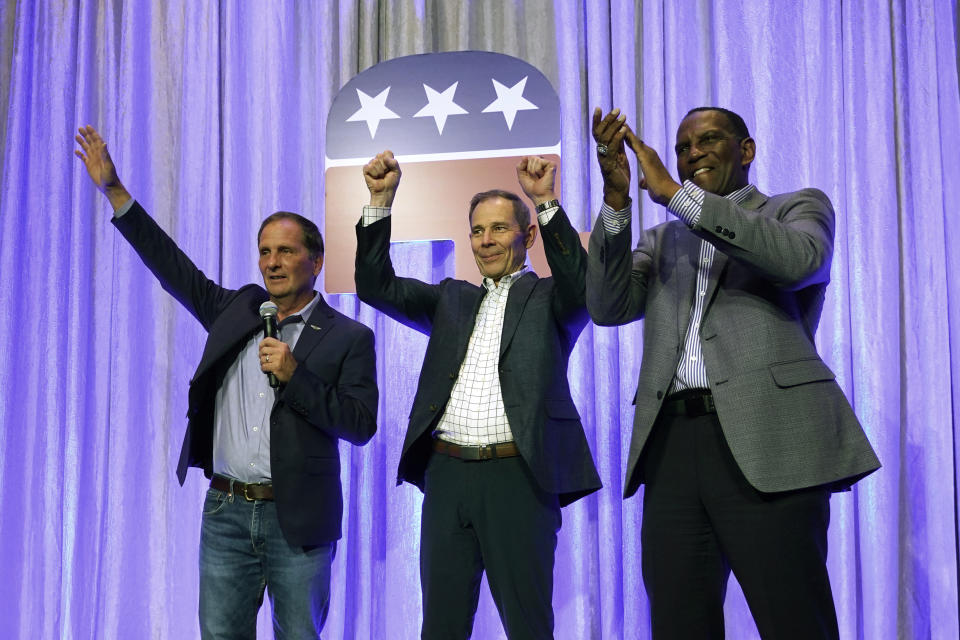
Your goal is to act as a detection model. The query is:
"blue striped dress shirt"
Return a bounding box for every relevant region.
[599,180,757,393]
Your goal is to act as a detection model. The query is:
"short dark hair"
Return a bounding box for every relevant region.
[685,106,751,140]
[257,211,324,258]
[468,189,530,228]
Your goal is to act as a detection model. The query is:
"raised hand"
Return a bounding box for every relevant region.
[625,130,680,206]
[592,107,632,210]
[516,156,557,207]
[74,125,131,210]
[363,150,402,207]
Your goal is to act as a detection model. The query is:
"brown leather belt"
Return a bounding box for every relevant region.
[433,439,520,461]
[210,475,274,501]
[661,390,716,417]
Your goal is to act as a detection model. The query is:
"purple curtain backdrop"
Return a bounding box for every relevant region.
[1,1,958,638]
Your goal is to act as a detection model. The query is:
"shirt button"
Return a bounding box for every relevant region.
[253,427,259,432]
[690,355,698,362]
[259,392,265,398]
[249,462,255,467]
[699,290,706,296]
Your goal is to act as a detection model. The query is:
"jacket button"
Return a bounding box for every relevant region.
[448,373,456,380]
[728,231,736,239]
[429,404,438,412]
[656,391,663,399]
[715,225,723,233]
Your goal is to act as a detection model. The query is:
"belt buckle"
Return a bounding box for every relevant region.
[242,483,256,501]
[704,394,716,413]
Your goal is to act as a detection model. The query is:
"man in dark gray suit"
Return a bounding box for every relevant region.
[355,151,601,639]
[587,107,880,639]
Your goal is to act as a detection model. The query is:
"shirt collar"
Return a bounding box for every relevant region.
[482,265,530,292]
[726,183,757,205]
[277,292,321,325]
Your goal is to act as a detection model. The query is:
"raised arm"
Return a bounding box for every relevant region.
[515,155,557,208]
[355,151,442,334]
[591,107,634,210]
[363,149,401,207]
[516,156,588,331]
[74,125,133,211]
[74,125,234,329]
[585,109,657,326]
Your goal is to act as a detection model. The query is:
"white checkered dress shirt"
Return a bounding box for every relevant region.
[434,268,527,445]
[599,181,756,392]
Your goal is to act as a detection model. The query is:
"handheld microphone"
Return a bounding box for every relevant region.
[259,301,280,388]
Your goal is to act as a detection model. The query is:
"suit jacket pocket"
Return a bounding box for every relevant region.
[305,456,340,476]
[768,357,836,388]
[545,399,581,420]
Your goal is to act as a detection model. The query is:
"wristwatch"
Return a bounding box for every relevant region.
[535,199,559,213]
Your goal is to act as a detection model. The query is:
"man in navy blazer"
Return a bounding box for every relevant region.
[587,107,879,639]
[76,125,378,638]
[355,151,600,639]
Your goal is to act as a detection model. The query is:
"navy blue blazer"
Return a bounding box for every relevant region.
[114,202,378,546]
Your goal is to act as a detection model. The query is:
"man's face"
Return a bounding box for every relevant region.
[258,219,323,305]
[675,110,755,196]
[469,197,536,284]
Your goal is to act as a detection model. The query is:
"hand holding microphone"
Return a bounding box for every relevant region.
[258,301,291,388]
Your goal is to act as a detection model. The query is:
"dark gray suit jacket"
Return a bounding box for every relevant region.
[587,187,880,497]
[355,208,601,506]
[114,201,379,546]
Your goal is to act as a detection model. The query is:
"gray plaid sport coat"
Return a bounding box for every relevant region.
[587,187,880,498]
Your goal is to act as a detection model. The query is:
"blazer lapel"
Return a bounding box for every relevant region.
[700,188,769,313]
[500,271,537,357]
[292,295,336,361]
[460,280,484,333]
[672,226,701,346]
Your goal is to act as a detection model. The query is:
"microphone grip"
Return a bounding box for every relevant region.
[263,316,280,388]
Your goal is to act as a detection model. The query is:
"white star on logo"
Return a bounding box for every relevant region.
[481,77,538,130]
[346,87,401,138]
[413,82,469,135]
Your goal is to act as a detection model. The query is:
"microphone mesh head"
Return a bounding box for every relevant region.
[259,301,279,318]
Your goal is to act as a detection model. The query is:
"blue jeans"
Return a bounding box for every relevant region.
[199,486,335,639]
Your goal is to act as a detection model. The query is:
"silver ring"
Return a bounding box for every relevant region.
[596,143,609,156]
[265,354,271,363]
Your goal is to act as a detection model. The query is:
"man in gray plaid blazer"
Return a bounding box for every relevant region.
[586,106,879,639]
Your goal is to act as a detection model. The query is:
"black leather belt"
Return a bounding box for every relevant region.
[210,475,274,501]
[661,390,716,417]
[433,439,520,461]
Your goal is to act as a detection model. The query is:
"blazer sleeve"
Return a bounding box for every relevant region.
[694,188,834,291]
[111,200,236,330]
[281,323,378,446]
[586,211,655,327]
[539,207,589,333]
[354,216,443,334]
